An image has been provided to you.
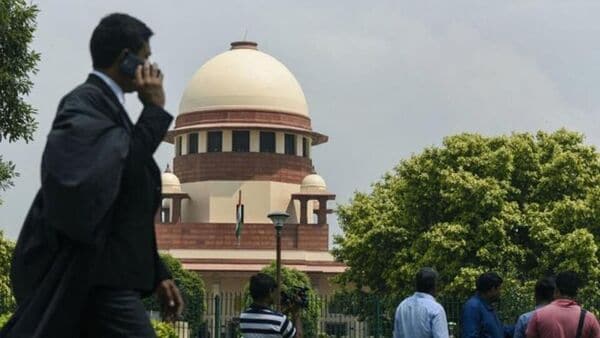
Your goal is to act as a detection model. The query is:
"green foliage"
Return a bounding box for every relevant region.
[334,130,600,309]
[243,263,322,338]
[0,0,39,142]
[0,231,15,314]
[0,312,12,329]
[144,254,206,334]
[151,320,178,338]
[0,0,40,204]
[0,157,17,205]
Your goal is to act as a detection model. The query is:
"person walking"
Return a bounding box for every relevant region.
[513,277,555,338]
[394,267,449,338]
[461,272,514,338]
[2,13,183,338]
[526,271,600,338]
[239,273,302,338]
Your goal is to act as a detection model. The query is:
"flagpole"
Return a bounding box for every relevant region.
[236,190,242,246]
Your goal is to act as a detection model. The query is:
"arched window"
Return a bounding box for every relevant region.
[285,134,296,155]
[207,131,223,152]
[260,131,276,153]
[302,137,309,158]
[176,136,183,156]
[232,130,250,152]
[188,133,198,154]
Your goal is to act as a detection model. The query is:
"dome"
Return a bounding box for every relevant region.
[179,41,309,117]
[161,165,182,194]
[301,174,327,192]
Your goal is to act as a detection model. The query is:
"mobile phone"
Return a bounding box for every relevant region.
[119,51,144,79]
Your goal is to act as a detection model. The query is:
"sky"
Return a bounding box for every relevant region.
[2,0,600,243]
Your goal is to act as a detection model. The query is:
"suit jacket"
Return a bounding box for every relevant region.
[2,74,172,338]
[86,74,172,291]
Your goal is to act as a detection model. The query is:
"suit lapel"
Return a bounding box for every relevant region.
[86,74,161,204]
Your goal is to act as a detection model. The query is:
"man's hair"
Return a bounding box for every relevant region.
[535,276,556,303]
[90,13,153,69]
[249,273,277,301]
[415,267,438,293]
[476,272,503,293]
[555,271,580,298]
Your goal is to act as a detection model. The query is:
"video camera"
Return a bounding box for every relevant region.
[281,286,310,309]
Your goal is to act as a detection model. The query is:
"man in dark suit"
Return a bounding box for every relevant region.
[2,13,183,338]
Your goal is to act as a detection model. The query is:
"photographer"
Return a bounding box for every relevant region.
[240,273,303,338]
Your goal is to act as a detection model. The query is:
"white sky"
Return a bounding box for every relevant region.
[2,1,600,243]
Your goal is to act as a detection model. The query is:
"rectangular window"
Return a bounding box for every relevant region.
[302,137,309,157]
[176,136,182,156]
[207,131,222,153]
[188,133,198,154]
[260,131,276,153]
[285,134,296,155]
[232,130,250,152]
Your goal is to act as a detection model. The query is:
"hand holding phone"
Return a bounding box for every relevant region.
[135,61,165,108]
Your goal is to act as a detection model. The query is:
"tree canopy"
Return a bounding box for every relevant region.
[0,0,40,204]
[333,130,600,305]
[0,230,15,314]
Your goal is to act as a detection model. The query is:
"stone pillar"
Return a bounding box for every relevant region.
[172,197,182,224]
[316,197,329,225]
[275,132,285,154]
[223,130,232,152]
[199,131,207,153]
[250,130,260,152]
[299,196,308,224]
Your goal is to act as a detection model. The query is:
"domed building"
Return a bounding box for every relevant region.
[155,41,344,295]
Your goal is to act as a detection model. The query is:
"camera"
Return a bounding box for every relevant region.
[281,286,310,309]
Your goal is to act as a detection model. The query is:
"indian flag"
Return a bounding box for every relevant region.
[235,191,244,243]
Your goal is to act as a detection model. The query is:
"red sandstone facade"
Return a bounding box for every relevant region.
[156,222,328,251]
[173,152,314,184]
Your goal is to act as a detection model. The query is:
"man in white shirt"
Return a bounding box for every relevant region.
[394,267,449,338]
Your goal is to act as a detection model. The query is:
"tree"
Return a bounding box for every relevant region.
[243,263,322,338]
[334,130,600,312]
[0,230,15,315]
[144,254,206,334]
[0,0,40,204]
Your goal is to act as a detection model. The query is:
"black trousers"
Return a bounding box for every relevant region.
[80,288,156,338]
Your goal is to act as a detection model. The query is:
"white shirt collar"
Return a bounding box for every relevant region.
[91,70,125,105]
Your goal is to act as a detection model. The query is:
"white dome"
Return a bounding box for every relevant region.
[301,174,327,192]
[162,171,182,194]
[179,42,309,117]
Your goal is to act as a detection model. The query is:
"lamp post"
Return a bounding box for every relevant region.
[267,211,289,311]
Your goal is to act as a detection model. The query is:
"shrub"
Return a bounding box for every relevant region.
[151,320,178,338]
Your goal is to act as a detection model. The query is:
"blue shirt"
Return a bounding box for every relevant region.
[393,292,449,338]
[461,295,514,338]
[513,306,544,338]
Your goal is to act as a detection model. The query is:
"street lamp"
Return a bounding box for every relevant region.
[267,211,289,311]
